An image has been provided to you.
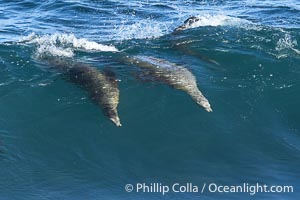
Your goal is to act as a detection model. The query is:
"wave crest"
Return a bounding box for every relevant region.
[19,33,118,57]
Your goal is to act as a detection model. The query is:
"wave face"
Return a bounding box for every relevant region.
[0,1,300,200]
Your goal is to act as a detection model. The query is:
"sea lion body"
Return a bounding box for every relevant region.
[44,57,121,127]
[125,56,212,112]
[68,65,121,126]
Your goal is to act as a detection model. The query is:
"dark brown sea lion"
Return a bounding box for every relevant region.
[124,55,212,112]
[44,57,121,127]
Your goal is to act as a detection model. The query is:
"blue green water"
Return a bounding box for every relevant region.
[0,0,300,199]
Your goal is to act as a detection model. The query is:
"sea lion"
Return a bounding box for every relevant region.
[68,65,121,127]
[174,16,200,32]
[124,55,212,112]
[44,57,121,127]
[172,16,220,66]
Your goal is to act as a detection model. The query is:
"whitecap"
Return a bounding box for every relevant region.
[275,33,300,56]
[19,33,118,58]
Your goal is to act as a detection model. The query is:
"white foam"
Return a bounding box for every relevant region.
[276,33,300,55]
[113,19,172,40]
[19,33,118,57]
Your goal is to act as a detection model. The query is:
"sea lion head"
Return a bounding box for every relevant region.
[174,16,200,32]
[196,97,212,112]
[110,115,122,127]
[104,107,122,127]
[183,16,200,25]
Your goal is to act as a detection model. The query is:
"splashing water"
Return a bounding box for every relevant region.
[19,33,119,57]
[276,33,300,55]
[112,19,173,40]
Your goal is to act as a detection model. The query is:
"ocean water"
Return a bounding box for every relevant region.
[0,0,300,199]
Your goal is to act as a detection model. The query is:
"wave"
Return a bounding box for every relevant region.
[110,14,252,41]
[19,33,118,57]
[243,0,300,11]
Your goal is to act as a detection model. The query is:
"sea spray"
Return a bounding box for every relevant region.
[19,33,118,57]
